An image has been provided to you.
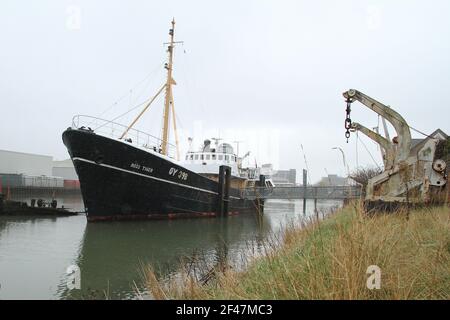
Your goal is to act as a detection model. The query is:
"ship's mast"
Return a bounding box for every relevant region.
[161,19,176,156]
[120,19,181,159]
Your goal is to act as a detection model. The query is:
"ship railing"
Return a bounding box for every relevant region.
[71,115,177,159]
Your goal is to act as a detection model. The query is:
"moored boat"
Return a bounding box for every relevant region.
[62,20,270,222]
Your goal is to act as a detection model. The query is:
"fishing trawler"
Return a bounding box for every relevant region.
[62,20,271,221]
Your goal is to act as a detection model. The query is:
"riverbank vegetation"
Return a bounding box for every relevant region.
[144,203,450,299]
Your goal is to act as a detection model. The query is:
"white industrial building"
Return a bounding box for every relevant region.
[52,159,78,180]
[0,149,77,180]
[0,149,53,176]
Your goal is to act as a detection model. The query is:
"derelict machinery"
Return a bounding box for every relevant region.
[343,89,449,211]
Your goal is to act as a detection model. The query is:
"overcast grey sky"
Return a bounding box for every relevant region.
[1,0,449,183]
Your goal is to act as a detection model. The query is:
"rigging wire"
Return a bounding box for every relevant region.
[180,46,208,116]
[93,62,164,120]
[93,92,164,132]
[175,112,185,133]
[128,70,164,112]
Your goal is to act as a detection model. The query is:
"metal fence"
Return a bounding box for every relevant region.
[242,186,362,200]
[71,115,177,159]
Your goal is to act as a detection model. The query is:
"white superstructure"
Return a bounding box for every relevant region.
[182,140,240,176]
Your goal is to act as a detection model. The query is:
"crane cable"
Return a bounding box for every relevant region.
[355,131,359,168]
[345,97,439,142]
[357,133,382,170]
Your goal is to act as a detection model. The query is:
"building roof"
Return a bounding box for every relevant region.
[410,128,448,154]
[0,149,52,159]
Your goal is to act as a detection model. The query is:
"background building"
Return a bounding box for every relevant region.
[261,164,297,186]
[315,174,348,186]
[0,149,78,189]
[272,169,297,186]
[0,149,52,176]
[52,159,77,180]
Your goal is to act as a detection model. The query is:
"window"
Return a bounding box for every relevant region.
[225,155,229,161]
[218,155,223,160]
[195,154,199,160]
[190,154,194,160]
[212,154,216,160]
[200,154,204,160]
[185,155,188,160]
[206,155,210,160]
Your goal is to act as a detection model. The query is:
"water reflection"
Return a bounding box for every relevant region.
[0,197,341,300]
[61,213,271,299]
[0,215,85,300]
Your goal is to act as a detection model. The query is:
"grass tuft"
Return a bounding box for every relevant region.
[144,203,450,300]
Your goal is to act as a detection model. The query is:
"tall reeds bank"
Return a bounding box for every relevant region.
[144,204,450,300]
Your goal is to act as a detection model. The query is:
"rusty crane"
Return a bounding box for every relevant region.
[343,89,448,211]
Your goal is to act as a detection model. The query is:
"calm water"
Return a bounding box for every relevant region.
[0,196,342,299]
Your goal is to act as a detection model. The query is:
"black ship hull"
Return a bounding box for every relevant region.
[62,129,263,221]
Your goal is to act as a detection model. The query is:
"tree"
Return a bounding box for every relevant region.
[349,166,382,192]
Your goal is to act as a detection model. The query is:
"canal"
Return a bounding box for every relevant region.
[0,197,342,299]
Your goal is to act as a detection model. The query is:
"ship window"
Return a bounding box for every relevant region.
[225,155,229,161]
[195,154,199,160]
[212,154,216,160]
[218,155,223,160]
[206,155,210,160]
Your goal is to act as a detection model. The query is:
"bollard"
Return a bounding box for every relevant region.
[258,174,266,187]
